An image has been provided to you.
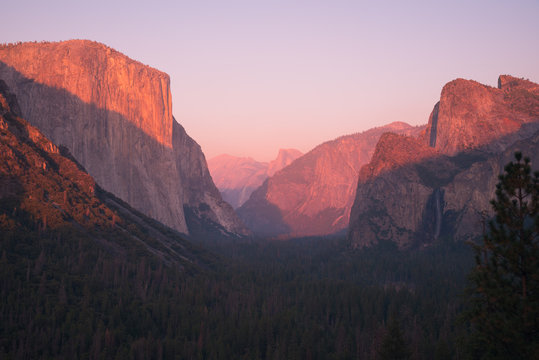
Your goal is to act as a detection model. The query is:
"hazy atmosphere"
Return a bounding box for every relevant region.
[2,1,539,358]
[2,0,538,160]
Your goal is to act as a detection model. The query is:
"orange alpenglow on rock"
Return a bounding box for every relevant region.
[423,75,539,155]
[237,122,425,238]
[348,76,539,249]
[0,40,249,238]
[0,40,172,147]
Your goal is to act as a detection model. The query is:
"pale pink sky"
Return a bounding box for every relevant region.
[2,0,539,161]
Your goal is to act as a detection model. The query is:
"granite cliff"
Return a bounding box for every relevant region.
[237,122,425,238]
[0,40,248,238]
[348,76,539,248]
[423,75,539,154]
[208,149,302,208]
[267,148,303,176]
[0,79,208,266]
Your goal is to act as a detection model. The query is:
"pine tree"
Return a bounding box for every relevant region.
[377,317,411,360]
[465,152,539,359]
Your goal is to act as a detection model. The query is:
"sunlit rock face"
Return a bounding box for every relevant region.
[208,149,303,209]
[349,76,539,248]
[423,76,539,155]
[267,149,303,176]
[237,122,425,238]
[0,40,248,238]
[0,79,210,266]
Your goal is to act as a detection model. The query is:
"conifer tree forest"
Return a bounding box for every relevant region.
[464,152,539,359]
[0,153,537,359]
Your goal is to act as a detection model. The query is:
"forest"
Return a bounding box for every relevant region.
[0,139,537,359]
[0,219,474,359]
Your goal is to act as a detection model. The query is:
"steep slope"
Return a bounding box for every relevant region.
[208,149,303,208]
[0,40,248,239]
[349,76,539,248]
[0,79,210,268]
[0,80,233,358]
[237,122,425,238]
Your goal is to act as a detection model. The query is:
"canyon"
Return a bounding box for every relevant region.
[0,40,248,239]
[1,40,537,249]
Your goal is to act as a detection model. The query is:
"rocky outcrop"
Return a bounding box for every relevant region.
[349,133,486,248]
[423,76,539,155]
[349,76,539,248]
[0,40,248,238]
[208,149,303,208]
[237,122,425,238]
[267,149,303,176]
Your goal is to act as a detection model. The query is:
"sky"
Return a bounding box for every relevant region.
[2,1,538,161]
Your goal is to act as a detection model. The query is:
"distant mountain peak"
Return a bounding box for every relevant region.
[267,148,303,176]
[208,149,303,208]
[237,122,425,238]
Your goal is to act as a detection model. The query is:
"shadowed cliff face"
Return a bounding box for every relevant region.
[0,79,211,267]
[0,40,248,238]
[349,76,539,249]
[237,122,425,238]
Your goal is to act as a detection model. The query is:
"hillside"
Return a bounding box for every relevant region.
[237,122,425,238]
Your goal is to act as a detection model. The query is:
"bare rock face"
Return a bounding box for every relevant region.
[267,149,303,176]
[349,76,539,248]
[349,132,478,248]
[0,79,210,267]
[0,40,248,238]
[208,149,303,208]
[423,76,539,155]
[237,122,425,238]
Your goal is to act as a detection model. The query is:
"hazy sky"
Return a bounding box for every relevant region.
[2,1,538,161]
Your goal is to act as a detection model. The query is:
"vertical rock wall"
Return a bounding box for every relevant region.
[0,40,247,237]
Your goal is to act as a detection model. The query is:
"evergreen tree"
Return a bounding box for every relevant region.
[378,317,411,360]
[465,152,539,359]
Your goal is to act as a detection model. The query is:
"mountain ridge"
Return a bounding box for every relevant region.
[237,121,425,238]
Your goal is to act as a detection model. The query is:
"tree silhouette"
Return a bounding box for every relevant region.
[466,152,539,359]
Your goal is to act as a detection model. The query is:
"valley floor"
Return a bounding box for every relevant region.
[1,228,475,359]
